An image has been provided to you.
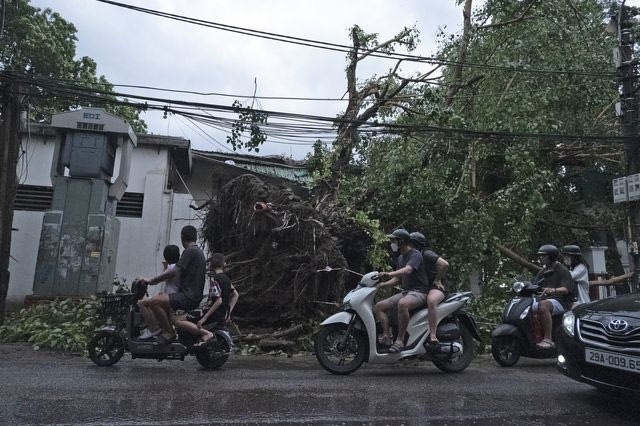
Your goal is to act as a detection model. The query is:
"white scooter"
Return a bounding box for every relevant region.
[314,272,482,375]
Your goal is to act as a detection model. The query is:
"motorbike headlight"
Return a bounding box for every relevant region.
[519,306,530,320]
[562,311,575,337]
[512,281,525,294]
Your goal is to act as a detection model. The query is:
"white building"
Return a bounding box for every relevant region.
[8,121,309,309]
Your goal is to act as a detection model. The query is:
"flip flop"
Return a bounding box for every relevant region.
[194,336,217,348]
[388,342,403,353]
[536,339,555,350]
[427,339,439,346]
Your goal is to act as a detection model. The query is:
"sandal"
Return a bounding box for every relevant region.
[388,342,403,353]
[536,338,555,349]
[194,334,217,347]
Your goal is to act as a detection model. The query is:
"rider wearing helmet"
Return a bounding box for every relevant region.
[410,231,449,345]
[562,245,590,306]
[533,244,574,349]
[375,228,430,353]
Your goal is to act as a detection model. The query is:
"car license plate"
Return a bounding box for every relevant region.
[585,348,640,373]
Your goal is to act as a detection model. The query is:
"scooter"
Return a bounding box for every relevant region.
[88,280,233,369]
[314,271,482,375]
[491,279,561,367]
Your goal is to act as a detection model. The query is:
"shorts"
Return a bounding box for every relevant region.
[169,292,198,311]
[186,308,224,325]
[532,299,565,315]
[385,290,428,307]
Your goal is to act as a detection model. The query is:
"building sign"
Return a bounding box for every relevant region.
[613,176,629,203]
[628,173,640,201]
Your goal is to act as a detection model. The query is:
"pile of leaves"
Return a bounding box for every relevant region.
[0,298,100,353]
[203,174,371,324]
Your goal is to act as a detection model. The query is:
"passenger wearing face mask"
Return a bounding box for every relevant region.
[375,228,430,353]
[562,245,590,306]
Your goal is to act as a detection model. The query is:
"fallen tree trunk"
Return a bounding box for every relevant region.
[589,273,633,287]
[492,242,541,274]
[493,241,632,286]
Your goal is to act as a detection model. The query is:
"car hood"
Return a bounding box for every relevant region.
[575,292,640,316]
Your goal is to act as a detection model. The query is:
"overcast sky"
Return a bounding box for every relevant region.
[26,0,481,159]
[30,0,635,160]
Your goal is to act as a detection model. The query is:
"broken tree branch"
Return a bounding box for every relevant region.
[493,241,542,274]
[478,0,538,30]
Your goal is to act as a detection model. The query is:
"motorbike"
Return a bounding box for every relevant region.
[88,280,233,369]
[314,271,482,375]
[491,279,561,367]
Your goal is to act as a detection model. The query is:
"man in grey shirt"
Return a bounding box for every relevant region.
[375,228,429,353]
[138,225,206,343]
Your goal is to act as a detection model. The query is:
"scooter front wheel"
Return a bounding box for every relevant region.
[88,330,125,366]
[491,335,520,367]
[315,323,367,375]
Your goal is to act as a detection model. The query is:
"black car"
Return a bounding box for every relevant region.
[557,292,640,393]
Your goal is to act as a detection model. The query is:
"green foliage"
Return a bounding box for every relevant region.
[0,298,100,353]
[347,209,391,270]
[305,140,332,182]
[333,0,624,291]
[226,100,268,152]
[1,0,146,132]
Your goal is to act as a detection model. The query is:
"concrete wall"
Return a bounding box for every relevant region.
[7,135,58,308]
[8,132,207,308]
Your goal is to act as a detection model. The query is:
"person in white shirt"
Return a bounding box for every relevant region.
[138,244,181,339]
[562,245,590,306]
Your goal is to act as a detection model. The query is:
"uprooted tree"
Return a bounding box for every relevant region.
[201,26,432,322]
[202,174,374,323]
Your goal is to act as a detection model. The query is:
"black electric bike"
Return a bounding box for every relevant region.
[491,279,563,367]
[88,280,232,369]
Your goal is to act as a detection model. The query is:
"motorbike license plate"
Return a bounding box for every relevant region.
[585,348,640,373]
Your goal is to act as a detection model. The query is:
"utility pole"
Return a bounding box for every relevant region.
[616,2,640,292]
[0,77,22,323]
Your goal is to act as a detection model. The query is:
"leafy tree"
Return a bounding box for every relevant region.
[0,0,146,132]
[343,0,624,290]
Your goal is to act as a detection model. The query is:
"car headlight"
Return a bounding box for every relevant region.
[562,311,575,337]
[520,306,530,319]
[512,281,525,293]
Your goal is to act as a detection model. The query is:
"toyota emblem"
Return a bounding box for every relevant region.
[607,319,629,333]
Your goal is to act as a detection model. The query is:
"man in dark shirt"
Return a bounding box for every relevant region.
[375,229,430,353]
[533,244,575,349]
[138,225,206,343]
[173,252,239,345]
[410,232,449,344]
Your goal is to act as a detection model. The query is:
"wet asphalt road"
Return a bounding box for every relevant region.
[1,343,639,425]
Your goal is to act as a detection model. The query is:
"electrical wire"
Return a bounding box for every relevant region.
[3,71,630,144]
[94,0,616,79]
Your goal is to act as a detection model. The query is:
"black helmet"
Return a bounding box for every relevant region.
[537,244,559,256]
[409,232,427,249]
[387,228,410,243]
[562,245,581,256]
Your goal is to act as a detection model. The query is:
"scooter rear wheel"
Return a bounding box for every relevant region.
[315,323,367,375]
[195,332,231,369]
[432,324,475,373]
[88,330,125,366]
[491,335,520,367]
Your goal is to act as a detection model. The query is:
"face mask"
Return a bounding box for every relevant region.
[390,243,399,253]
